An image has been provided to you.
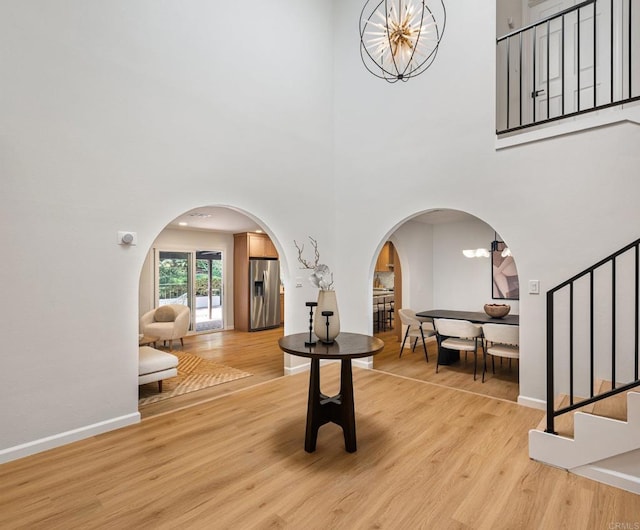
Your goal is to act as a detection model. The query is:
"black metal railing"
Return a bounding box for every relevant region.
[546,237,640,434]
[497,0,639,135]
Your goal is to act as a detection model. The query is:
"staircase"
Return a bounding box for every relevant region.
[530,390,640,494]
[530,238,640,495]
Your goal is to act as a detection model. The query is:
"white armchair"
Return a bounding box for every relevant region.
[140,304,191,348]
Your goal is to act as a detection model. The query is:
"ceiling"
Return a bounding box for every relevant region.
[167,207,478,234]
[168,207,261,233]
[411,209,480,225]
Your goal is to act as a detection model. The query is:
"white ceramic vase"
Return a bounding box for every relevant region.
[314,290,340,343]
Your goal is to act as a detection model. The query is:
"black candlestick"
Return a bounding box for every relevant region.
[321,310,334,344]
[305,302,318,347]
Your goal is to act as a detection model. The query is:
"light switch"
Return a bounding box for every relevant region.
[528,280,540,294]
[295,277,303,288]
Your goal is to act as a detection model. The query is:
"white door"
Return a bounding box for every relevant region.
[565,0,612,112]
[526,0,613,123]
[526,0,572,123]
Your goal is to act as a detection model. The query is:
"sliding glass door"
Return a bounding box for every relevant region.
[195,251,223,332]
[156,249,224,333]
[158,251,191,307]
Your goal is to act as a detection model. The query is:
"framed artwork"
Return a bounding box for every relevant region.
[492,241,519,300]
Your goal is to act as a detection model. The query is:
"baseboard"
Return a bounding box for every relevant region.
[353,358,373,369]
[284,358,373,376]
[518,395,546,410]
[0,412,140,465]
[285,362,310,376]
[572,464,640,495]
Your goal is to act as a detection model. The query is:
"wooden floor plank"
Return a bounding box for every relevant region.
[0,361,637,528]
[373,330,520,402]
[139,327,286,419]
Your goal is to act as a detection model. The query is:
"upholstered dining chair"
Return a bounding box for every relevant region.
[140,304,191,349]
[481,323,519,383]
[433,318,483,380]
[398,309,435,362]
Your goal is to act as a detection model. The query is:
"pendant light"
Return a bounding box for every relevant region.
[491,232,512,258]
[359,0,447,82]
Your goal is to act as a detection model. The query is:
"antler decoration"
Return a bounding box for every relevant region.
[293,236,334,290]
[294,236,320,270]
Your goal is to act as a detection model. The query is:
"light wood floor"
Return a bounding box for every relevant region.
[141,326,519,420]
[373,329,520,402]
[139,327,286,418]
[1,362,637,528]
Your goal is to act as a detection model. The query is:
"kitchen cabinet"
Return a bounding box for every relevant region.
[375,242,395,272]
[248,233,278,258]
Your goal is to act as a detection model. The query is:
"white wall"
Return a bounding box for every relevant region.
[391,221,434,313]
[2,0,640,462]
[0,0,334,461]
[497,0,523,36]
[139,228,235,329]
[432,220,520,313]
[432,220,492,311]
[391,216,522,315]
[332,0,640,409]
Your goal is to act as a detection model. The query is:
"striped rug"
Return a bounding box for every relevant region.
[138,351,253,406]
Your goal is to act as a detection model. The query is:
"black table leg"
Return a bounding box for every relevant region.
[436,341,461,365]
[304,358,358,453]
[438,346,461,365]
[340,359,357,453]
[305,358,321,452]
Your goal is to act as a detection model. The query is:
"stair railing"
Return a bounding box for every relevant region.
[497,0,639,135]
[546,237,640,434]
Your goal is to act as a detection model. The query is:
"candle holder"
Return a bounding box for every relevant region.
[321,310,334,344]
[305,301,318,347]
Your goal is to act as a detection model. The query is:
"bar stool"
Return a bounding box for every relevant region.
[381,295,394,330]
[372,296,383,332]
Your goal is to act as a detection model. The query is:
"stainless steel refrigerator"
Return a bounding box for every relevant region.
[249,258,281,331]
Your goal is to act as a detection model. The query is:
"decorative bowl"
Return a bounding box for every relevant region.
[484,303,511,318]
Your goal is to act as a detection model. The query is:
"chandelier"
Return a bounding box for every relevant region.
[359,0,446,83]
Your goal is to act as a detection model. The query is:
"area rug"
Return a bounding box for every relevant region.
[138,351,253,406]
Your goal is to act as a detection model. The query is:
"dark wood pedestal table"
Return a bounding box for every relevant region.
[278,332,384,453]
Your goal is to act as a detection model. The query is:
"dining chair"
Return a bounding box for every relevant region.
[433,318,483,380]
[481,323,519,383]
[398,309,435,362]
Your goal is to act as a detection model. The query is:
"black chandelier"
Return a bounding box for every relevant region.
[359,0,446,83]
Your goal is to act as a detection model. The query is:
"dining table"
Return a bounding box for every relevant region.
[415,309,519,365]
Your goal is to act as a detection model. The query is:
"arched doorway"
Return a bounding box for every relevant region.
[371,208,521,403]
[137,205,286,417]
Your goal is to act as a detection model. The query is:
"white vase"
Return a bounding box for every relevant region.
[314,290,340,343]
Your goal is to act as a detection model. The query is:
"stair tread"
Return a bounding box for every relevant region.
[536,387,630,438]
[592,390,628,421]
